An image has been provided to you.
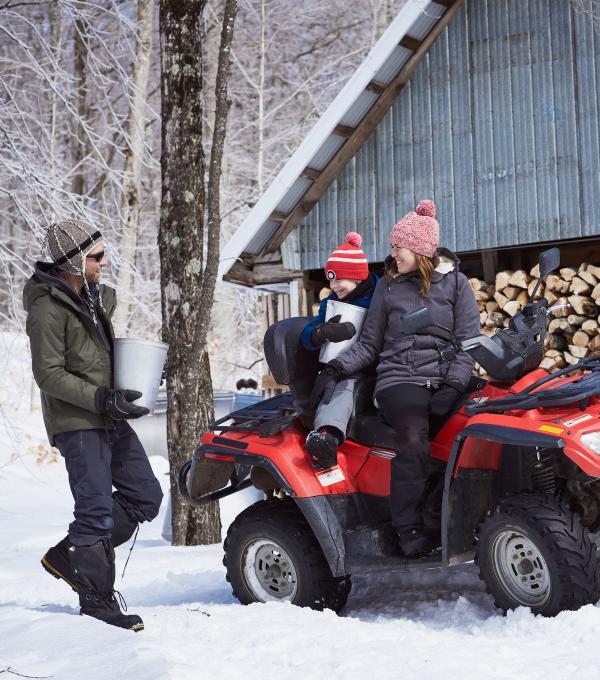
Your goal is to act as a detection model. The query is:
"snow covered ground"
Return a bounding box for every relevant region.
[2,337,600,679]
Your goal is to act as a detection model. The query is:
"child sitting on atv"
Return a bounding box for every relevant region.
[310,201,480,557]
[300,232,378,469]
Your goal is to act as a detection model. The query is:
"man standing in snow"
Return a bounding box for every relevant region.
[23,220,163,632]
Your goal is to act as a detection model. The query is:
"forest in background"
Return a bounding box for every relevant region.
[0,0,405,389]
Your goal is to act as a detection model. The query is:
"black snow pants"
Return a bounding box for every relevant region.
[376,383,432,530]
[54,421,163,546]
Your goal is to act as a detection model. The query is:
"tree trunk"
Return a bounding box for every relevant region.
[159,0,237,546]
[113,0,155,334]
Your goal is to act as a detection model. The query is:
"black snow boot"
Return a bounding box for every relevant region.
[41,498,138,592]
[111,494,139,547]
[396,526,432,558]
[70,540,144,632]
[305,428,340,469]
[41,537,83,592]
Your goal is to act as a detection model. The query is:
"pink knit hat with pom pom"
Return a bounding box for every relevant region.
[390,199,439,258]
[324,232,369,281]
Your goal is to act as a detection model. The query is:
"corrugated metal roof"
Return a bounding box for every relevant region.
[373,45,412,85]
[219,0,452,280]
[288,0,600,271]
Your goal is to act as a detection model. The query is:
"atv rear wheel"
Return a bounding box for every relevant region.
[224,499,351,612]
[476,493,600,617]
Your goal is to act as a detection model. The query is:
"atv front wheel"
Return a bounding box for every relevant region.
[476,493,600,617]
[224,499,351,612]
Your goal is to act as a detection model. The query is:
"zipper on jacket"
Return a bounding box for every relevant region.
[426,378,431,390]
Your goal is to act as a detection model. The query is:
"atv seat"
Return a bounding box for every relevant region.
[263,316,487,447]
[346,374,487,449]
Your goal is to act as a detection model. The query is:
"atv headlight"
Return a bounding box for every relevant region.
[581,432,600,454]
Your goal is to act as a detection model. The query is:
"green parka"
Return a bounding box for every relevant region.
[23,262,117,445]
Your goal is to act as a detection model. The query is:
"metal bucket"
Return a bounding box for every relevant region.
[113,338,168,413]
[319,299,367,363]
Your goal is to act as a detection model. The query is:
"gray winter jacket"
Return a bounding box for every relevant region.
[335,249,480,396]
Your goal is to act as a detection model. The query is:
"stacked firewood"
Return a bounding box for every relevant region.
[470,263,600,374]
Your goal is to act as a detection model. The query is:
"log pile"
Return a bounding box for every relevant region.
[470,262,600,375]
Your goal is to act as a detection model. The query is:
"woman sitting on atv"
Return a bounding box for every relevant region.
[311,200,480,557]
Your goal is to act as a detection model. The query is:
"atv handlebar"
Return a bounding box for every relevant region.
[413,298,550,376]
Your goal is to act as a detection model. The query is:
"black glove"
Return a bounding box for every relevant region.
[310,314,356,346]
[309,360,344,410]
[429,382,462,416]
[95,387,150,420]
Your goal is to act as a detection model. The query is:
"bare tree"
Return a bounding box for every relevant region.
[113,0,156,333]
[159,0,237,545]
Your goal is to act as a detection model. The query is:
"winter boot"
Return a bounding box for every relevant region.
[41,497,138,591]
[396,526,432,558]
[70,540,144,632]
[41,537,83,592]
[305,428,339,469]
[111,494,138,548]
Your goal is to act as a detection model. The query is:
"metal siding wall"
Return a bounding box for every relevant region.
[573,2,600,236]
[286,0,600,272]
[449,2,477,251]
[528,0,561,241]
[508,0,539,244]
[392,77,415,249]
[430,27,457,252]
[322,178,338,266]
[365,122,379,261]
[549,2,581,239]
[410,52,436,228]
[375,108,396,251]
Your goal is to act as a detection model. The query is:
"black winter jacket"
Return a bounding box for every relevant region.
[334,249,480,395]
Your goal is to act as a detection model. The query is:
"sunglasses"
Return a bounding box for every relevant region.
[86,250,106,263]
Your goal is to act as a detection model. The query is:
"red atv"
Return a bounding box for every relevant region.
[179,248,600,617]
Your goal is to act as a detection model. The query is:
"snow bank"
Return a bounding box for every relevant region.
[2,336,600,679]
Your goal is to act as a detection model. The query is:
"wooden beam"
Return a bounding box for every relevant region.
[399,35,422,52]
[301,166,321,181]
[223,258,303,287]
[224,260,255,286]
[481,250,499,284]
[266,0,463,253]
[253,262,303,283]
[366,79,387,96]
[333,123,356,138]
[268,210,287,223]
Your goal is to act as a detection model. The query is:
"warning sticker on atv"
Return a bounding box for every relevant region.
[563,414,594,428]
[316,466,345,487]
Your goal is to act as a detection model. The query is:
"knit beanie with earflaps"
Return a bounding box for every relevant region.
[44,219,103,275]
[43,219,105,321]
[324,232,369,281]
[390,200,439,258]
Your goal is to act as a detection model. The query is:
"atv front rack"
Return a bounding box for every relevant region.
[465,354,600,415]
[209,392,300,438]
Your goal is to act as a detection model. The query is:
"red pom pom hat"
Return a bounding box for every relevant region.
[324,232,369,281]
[389,199,439,258]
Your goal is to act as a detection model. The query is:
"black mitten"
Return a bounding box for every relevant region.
[429,382,462,416]
[310,314,356,346]
[308,360,344,410]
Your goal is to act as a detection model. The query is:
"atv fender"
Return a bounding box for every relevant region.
[442,422,565,562]
[294,497,347,577]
